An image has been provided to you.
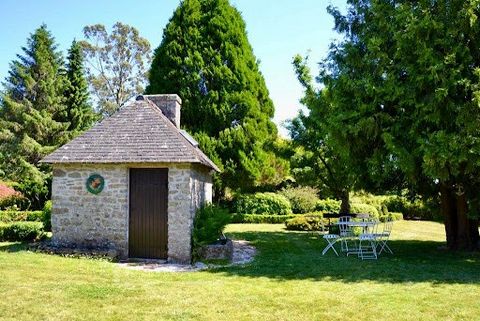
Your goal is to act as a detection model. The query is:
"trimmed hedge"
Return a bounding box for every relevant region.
[234,193,292,215]
[380,212,403,222]
[0,221,45,242]
[0,210,44,223]
[42,201,52,231]
[350,203,379,219]
[279,186,319,214]
[285,212,327,231]
[315,198,341,213]
[231,213,297,224]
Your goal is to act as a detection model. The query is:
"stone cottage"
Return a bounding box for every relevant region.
[41,94,220,263]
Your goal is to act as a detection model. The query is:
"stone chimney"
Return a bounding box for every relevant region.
[137,94,182,128]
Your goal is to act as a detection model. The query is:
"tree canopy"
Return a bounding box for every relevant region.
[147,0,286,193]
[64,40,97,135]
[0,24,69,208]
[80,22,151,116]
[305,0,480,249]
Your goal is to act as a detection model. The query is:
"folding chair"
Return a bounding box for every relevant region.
[358,218,379,260]
[376,217,394,255]
[322,234,340,256]
[338,216,355,253]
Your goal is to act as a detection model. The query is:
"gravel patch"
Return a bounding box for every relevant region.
[118,240,256,272]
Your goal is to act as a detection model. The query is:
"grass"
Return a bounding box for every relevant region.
[0,221,479,321]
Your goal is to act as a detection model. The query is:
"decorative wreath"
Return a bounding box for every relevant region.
[86,174,105,195]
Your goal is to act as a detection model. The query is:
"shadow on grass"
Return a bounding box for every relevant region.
[216,230,480,284]
[0,242,28,252]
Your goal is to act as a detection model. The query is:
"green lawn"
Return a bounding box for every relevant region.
[1,221,479,321]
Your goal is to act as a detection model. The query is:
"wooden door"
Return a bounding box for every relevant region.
[129,168,168,259]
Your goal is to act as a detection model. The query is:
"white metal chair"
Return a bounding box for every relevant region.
[338,216,356,253]
[375,217,394,255]
[358,218,379,260]
[322,233,340,256]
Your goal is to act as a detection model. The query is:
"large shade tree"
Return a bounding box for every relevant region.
[0,24,69,208]
[80,23,151,116]
[147,0,286,194]
[315,0,480,249]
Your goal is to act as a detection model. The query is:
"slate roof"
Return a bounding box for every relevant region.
[41,99,220,172]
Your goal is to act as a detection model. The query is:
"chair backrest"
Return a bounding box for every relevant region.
[338,216,353,236]
[357,213,369,221]
[383,217,394,235]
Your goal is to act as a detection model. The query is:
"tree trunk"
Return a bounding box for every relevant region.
[440,183,479,250]
[338,190,350,214]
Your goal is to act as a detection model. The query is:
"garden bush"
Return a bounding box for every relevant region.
[380,212,404,222]
[233,192,292,215]
[42,200,52,231]
[192,204,231,258]
[0,221,45,242]
[315,198,341,213]
[383,196,440,220]
[231,213,297,224]
[279,186,319,214]
[350,203,379,219]
[0,193,30,211]
[285,212,326,231]
[351,193,390,216]
[0,210,44,223]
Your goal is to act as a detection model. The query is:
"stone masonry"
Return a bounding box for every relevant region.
[51,163,212,262]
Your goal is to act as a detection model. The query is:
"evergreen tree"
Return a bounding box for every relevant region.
[310,0,480,249]
[147,0,285,193]
[0,24,68,208]
[64,40,96,135]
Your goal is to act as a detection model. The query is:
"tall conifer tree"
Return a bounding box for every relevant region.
[0,24,68,208]
[64,40,96,135]
[147,0,286,193]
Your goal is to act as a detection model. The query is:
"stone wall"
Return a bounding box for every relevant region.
[51,163,213,263]
[51,164,129,256]
[167,164,213,263]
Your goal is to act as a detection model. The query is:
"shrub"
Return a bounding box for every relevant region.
[279,186,319,214]
[383,196,440,220]
[231,213,297,224]
[315,198,341,213]
[192,204,231,258]
[234,193,292,215]
[0,193,30,211]
[42,200,52,231]
[285,212,326,231]
[351,193,390,216]
[380,212,404,222]
[0,210,44,223]
[350,203,379,219]
[0,222,45,242]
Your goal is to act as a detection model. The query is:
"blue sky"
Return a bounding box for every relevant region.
[0,0,347,136]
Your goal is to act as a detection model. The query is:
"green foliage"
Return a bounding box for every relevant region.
[380,212,404,222]
[0,24,68,210]
[192,204,231,257]
[350,203,379,219]
[233,193,292,215]
[80,22,151,116]
[315,198,341,213]
[0,221,45,242]
[279,186,319,214]
[285,212,326,231]
[319,0,480,248]
[42,200,52,231]
[0,210,45,223]
[0,193,30,211]
[351,193,390,216]
[383,196,439,221]
[147,0,285,193]
[231,213,297,224]
[64,40,97,134]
